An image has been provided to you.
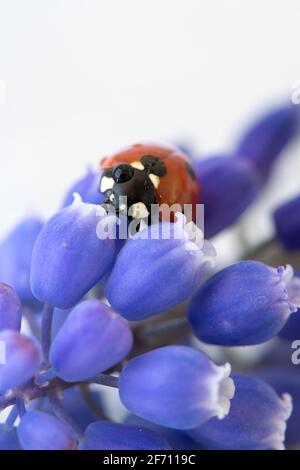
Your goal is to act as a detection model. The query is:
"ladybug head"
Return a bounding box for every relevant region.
[100,155,166,219]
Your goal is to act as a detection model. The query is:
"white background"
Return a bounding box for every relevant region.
[0,0,300,245]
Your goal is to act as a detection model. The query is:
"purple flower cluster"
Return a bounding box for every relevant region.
[0,102,300,451]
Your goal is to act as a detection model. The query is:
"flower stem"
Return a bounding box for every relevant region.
[90,373,119,389]
[48,391,84,441]
[35,368,56,386]
[41,303,54,365]
[16,398,26,418]
[141,316,188,337]
[79,384,107,420]
[4,405,18,430]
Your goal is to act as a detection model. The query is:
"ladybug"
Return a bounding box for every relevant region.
[99,143,199,222]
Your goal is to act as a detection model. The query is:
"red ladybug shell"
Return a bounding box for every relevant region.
[100,143,200,220]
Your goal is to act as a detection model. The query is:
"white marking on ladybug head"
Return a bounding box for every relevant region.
[100,176,114,193]
[131,161,145,171]
[128,202,149,219]
[149,174,160,189]
[119,202,127,211]
[109,193,116,202]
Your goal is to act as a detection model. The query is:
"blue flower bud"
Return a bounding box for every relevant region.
[257,368,300,446]
[17,411,76,450]
[0,330,41,394]
[79,422,171,450]
[61,387,104,429]
[124,414,201,450]
[0,218,43,306]
[188,261,300,346]
[42,387,104,430]
[235,103,300,180]
[187,374,292,450]
[119,346,235,430]
[0,284,21,331]
[61,168,105,208]
[194,156,260,237]
[105,215,216,321]
[279,311,300,341]
[273,194,300,250]
[50,300,133,382]
[0,425,21,450]
[173,142,195,159]
[31,195,116,309]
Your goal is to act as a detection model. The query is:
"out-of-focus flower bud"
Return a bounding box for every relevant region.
[0,330,41,394]
[61,168,105,208]
[18,411,76,450]
[273,194,300,250]
[235,103,300,180]
[0,284,21,331]
[187,374,292,450]
[257,368,300,446]
[79,422,171,450]
[194,156,260,237]
[0,425,21,450]
[0,218,43,306]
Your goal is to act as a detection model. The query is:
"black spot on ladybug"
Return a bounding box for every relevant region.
[141,155,167,177]
[185,161,196,180]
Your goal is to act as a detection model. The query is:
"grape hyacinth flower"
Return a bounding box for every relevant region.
[31,194,116,309]
[188,261,300,346]
[279,271,300,341]
[124,414,201,450]
[0,218,43,306]
[0,425,21,450]
[258,368,300,445]
[79,422,171,450]
[105,214,216,320]
[119,346,235,430]
[18,411,76,450]
[0,284,21,331]
[187,374,292,450]
[273,193,300,251]
[50,300,133,382]
[49,387,104,430]
[194,156,260,237]
[235,103,300,181]
[61,168,105,208]
[0,330,41,394]
[0,99,300,451]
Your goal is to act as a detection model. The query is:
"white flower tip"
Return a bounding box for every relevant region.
[72,192,83,205]
[71,192,107,219]
[287,276,300,310]
[281,393,293,421]
[176,214,217,266]
[281,264,294,284]
[175,212,188,227]
[216,363,235,420]
[278,264,300,310]
[202,240,217,268]
[263,393,293,451]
